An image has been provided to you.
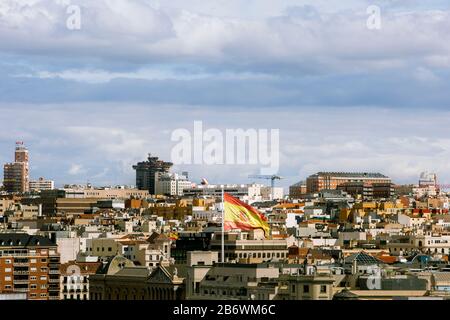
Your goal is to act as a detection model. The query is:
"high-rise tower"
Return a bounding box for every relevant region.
[132,154,173,194]
[3,141,30,193]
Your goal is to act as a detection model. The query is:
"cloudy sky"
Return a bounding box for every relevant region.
[1,0,450,189]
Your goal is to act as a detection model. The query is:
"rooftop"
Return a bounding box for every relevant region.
[0,234,55,247]
[344,251,383,265]
[312,172,389,178]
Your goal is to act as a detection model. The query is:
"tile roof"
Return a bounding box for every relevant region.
[60,261,102,275]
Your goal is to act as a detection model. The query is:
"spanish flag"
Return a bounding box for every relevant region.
[169,232,179,241]
[223,193,270,237]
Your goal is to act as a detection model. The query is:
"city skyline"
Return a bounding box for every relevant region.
[0,136,446,190]
[1,1,450,188]
[2,0,450,306]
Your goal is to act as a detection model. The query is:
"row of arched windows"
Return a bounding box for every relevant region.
[90,286,183,300]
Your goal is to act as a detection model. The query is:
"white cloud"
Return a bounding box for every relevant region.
[1,103,450,187]
[68,163,84,175]
[413,67,440,83]
[1,1,450,75]
[15,67,277,83]
[1,1,450,187]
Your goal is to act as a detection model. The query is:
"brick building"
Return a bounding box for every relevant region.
[0,234,60,300]
[306,172,391,194]
[3,142,30,194]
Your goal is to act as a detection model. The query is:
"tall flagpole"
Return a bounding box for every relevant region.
[221,186,225,264]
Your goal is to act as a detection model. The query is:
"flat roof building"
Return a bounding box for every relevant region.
[29,177,55,192]
[3,142,30,194]
[306,172,391,194]
[132,154,173,195]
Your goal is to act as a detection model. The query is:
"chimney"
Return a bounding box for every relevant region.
[352,260,358,275]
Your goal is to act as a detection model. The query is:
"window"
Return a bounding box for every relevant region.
[4,276,11,281]
[31,284,37,289]
[41,259,47,263]
[40,276,47,281]
[30,259,37,263]
[320,285,327,293]
[5,268,11,272]
[108,247,112,252]
[292,284,296,293]
[303,285,310,293]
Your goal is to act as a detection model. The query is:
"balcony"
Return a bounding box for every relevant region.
[2,253,24,257]
[49,279,60,283]
[13,262,29,267]
[13,280,30,284]
[13,271,29,275]
[49,270,60,275]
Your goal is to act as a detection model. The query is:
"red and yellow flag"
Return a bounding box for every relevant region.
[223,193,270,237]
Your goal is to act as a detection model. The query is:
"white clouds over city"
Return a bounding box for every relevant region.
[0,1,450,186]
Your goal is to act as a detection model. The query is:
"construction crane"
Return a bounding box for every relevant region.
[248,174,283,200]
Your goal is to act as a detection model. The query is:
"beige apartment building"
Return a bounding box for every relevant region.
[210,230,289,263]
[277,273,335,300]
[29,177,54,191]
[60,261,101,300]
[388,233,450,256]
[188,260,281,300]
